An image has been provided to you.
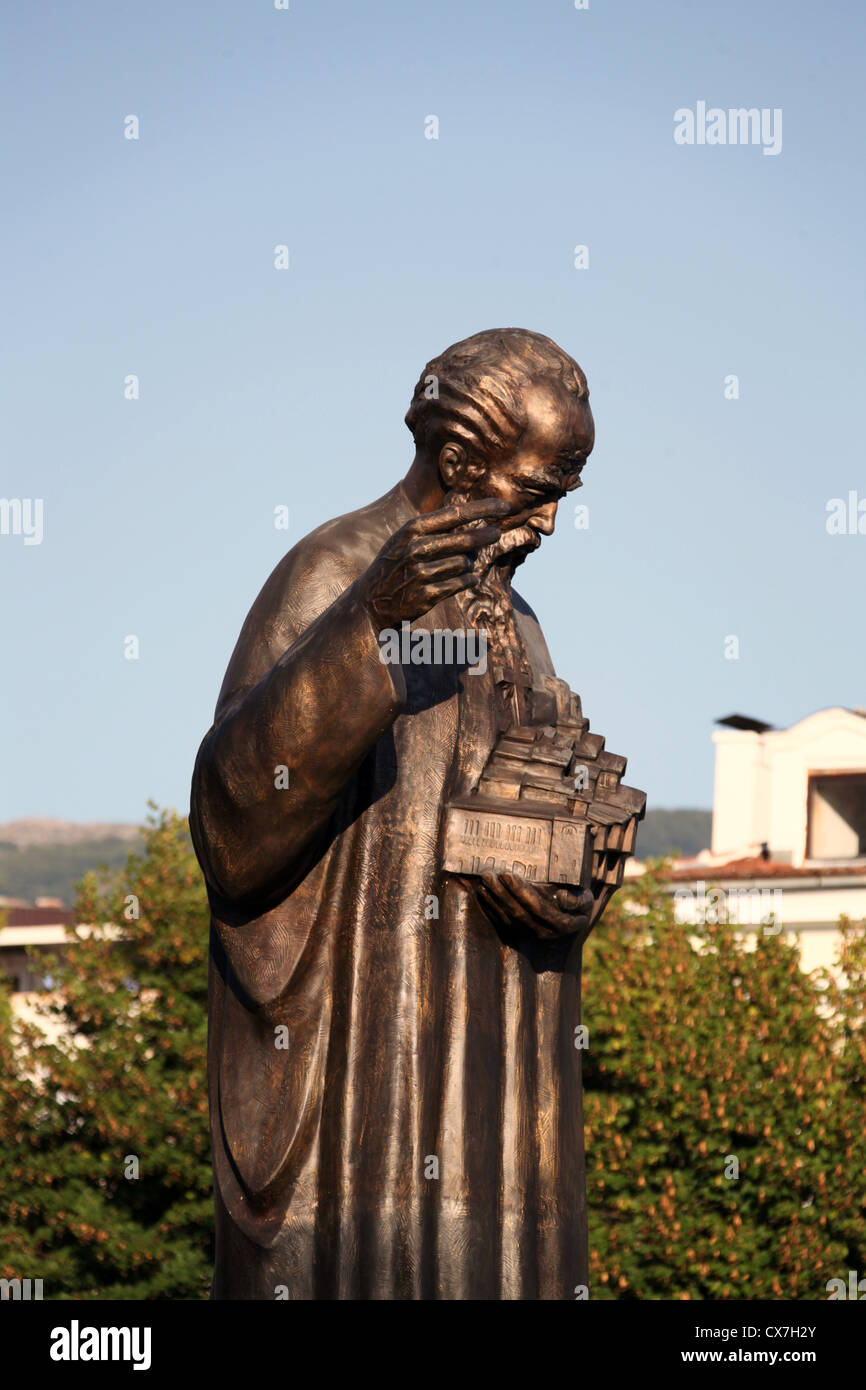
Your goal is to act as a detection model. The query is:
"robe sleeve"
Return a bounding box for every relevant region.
[189,548,406,908]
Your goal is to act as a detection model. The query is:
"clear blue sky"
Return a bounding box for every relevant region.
[2,0,864,823]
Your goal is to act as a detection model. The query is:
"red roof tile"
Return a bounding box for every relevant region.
[667,857,866,881]
[1,906,75,927]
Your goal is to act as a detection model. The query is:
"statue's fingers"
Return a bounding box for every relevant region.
[414,555,473,583]
[416,574,480,607]
[552,888,586,912]
[480,873,540,930]
[473,878,513,928]
[497,874,580,934]
[407,498,511,534]
[504,876,592,921]
[498,872,557,915]
[409,525,500,558]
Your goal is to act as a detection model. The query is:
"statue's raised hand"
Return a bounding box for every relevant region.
[358,497,510,629]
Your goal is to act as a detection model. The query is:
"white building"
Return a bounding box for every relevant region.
[0,907,74,1044]
[668,708,866,972]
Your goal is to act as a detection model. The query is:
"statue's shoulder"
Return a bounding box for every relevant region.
[256,482,409,619]
[284,482,410,589]
[216,484,410,711]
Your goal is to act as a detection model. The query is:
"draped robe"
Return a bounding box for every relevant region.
[190,482,588,1300]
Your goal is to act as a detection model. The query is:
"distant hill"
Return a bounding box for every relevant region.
[636,809,712,860]
[0,820,144,906]
[0,819,141,849]
[0,809,712,908]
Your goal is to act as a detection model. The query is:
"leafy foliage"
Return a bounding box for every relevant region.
[2,814,864,1301]
[0,808,211,1300]
[583,864,866,1299]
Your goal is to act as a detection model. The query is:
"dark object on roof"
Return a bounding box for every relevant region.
[715,714,775,733]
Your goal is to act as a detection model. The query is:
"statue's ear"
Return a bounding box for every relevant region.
[439,442,484,489]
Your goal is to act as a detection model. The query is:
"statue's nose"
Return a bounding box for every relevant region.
[528,501,558,535]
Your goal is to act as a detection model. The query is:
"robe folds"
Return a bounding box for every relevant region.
[190,482,588,1300]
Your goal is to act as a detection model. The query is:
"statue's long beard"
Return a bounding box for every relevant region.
[455,523,540,642]
[454,524,538,695]
[474,524,539,583]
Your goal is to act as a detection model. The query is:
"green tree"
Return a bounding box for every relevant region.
[583,864,866,1299]
[4,817,864,1300]
[0,808,211,1299]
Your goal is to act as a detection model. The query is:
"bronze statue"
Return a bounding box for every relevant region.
[190,328,645,1299]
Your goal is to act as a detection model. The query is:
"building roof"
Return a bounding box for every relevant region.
[668,855,866,882]
[1,906,75,927]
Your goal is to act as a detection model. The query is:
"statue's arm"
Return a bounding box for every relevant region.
[190,566,405,909]
[191,495,510,909]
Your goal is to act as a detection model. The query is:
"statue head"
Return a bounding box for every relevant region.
[405,328,594,568]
